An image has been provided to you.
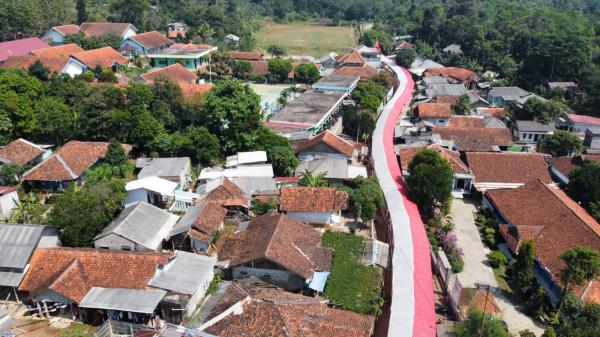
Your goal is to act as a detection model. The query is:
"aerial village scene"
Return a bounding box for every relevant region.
[1,1,600,337]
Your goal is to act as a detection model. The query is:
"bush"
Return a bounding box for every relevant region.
[448,251,465,273]
[488,251,508,268]
[484,233,496,247]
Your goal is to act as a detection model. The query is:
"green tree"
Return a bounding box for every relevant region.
[347,176,384,222]
[251,127,299,176]
[167,126,222,167]
[342,107,375,142]
[509,240,535,292]
[559,246,600,297]
[201,79,262,154]
[268,58,293,83]
[105,139,128,167]
[97,69,117,83]
[33,97,77,144]
[0,163,23,185]
[351,80,385,112]
[294,63,320,87]
[27,60,50,81]
[111,0,148,29]
[76,0,87,24]
[395,48,416,68]
[0,110,13,145]
[406,148,454,216]
[299,169,328,187]
[543,130,583,156]
[372,72,393,90]
[541,327,556,337]
[267,44,285,57]
[454,310,509,337]
[250,198,276,216]
[567,160,600,209]
[234,60,252,80]
[211,51,236,77]
[453,93,473,114]
[12,193,37,224]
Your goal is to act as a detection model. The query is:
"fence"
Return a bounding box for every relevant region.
[93,320,166,337]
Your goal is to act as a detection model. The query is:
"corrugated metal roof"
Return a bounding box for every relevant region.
[0,224,45,269]
[228,177,277,197]
[225,151,267,167]
[170,204,206,236]
[138,157,190,179]
[94,202,179,250]
[148,251,216,295]
[199,164,274,180]
[0,268,27,287]
[126,176,178,195]
[79,287,166,313]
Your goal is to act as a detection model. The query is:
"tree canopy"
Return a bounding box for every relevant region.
[406,149,454,217]
[294,64,320,86]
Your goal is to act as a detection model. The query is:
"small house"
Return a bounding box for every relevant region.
[61,47,128,77]
[514,120,555,144]
[168,201,227,253]
[119,31,174,56]
[1,44,84,75]
[0,186,19,220]
[312,75,360,93]
[295,130,362,163]
[442,44,463,55]
[564,114,600,134]
[146,43,217,70]
[225,151,267,168]
[125,176,178,207]
[139,63,198,84]
[94,202,179,251]
[0,38,49,62]
[487,87,542,107]
[416,103,452,127]
[229,51,262,61]
[218,212,333,291]
[584,127,600,153]
[424,67,479,88]
[0,138,49,169]
[433,127,513,152]
[195,177,249,216]
[166,23,189,39]
[136,157,191,187]
[317,52,338,70]
[79,22,138,39]
[224,34,239,44]
[295,158,367,184]
[279,186,347,226]
[547,154,600,184]
[42,24,82,44]
[548,81,578,95]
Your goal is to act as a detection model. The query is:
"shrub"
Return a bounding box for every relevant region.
[488,251,508,268]
[484,233,496,247]
[449,251,465,273]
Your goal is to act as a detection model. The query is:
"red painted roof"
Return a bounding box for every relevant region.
[51,24,82,36]
[129,31,173,49]
[568,114,600,126]
[0,186,17,196]
[80,22,135,37]
[0,38,49,62]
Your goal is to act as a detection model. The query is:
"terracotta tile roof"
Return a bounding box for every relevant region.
[19,247,167,303]
[23,141,132,182]
[71,47,128,69]
[548,155,600,179]
[486,181,600,301]
[433,127,512,152]
[295,131,355,157]
[80,22,135,37]
[447,116,486,128]
[166,31,186,39]
[0,138,44,166]
[466,152,552,185]
[187,201,227,244]
[1,55,69,73]
[139,63,198,84]
[203,177,248,207]
[246,60,302,79]
[332,64,377,80]
[417,103,452,118]
[0,38,49,62]
[204,282,374,337]
[169,43,214,51]
[128,31,173,49]
[335,50,365,65]
[219,212,332,279]
[398,144,469,174]
[424,67,480,83]
[32,44,84,58]
[567,114,600,126]
[230,51,262,61]
[279,186,348,213]
[477,107,506,118]
[51,24,82,36]
[179,83,213,99]
[395,41,415,50]
[459,288,501,318]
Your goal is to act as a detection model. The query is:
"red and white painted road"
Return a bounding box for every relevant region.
[372,58,436,337]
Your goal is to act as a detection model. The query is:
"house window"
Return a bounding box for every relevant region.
[99,246,109,250]
[439,119,445,124]
[121,246,132,251]
[263,274,271,279]
[240,270,248,275]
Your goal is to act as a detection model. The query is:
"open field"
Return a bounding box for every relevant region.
[253,22,357,57]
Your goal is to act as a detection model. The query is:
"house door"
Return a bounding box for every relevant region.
[456,179,465,190]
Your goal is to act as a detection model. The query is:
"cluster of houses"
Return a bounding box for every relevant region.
[394,40,600,321]
[0,119,376,335]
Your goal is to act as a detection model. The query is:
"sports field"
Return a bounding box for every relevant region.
[254,22,357,57]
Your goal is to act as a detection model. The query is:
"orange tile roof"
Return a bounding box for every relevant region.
[32,44,83,58]
[187,201,228,244]
[71,46,128,69]
[295,131,355,157]
[398,144,469,174]
[51,24,82,36]
[179,83,213,99]
[424,67,480,83]
[459,288,501,317]
[139,63,198,84]
[417,103,452,118]
[0,138,44,166]
[128,31,173,49]
[19,247,167,303]
[447,116,486,128]
[335,50,365,65]
[167,30,186,39]
[477,107,506,118]
[548,155,600,178]
[203,177,248,207]
[280,186,347,213]
[332,64,377,80]
[219,212,332,279]
[23,141,132,181]
[169,43,214,51]
[2,55,69,73]
[230,51,262,61]
[80,22,134,37]
[433,127,512,152]
[466,152,552,184]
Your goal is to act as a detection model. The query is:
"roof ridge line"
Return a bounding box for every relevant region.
[54,153,77,179]
[543,183,600,235]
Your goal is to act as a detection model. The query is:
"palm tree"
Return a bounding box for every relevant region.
[299,169,328,187]
[12,192,37,223]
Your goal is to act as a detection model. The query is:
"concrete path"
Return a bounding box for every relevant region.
[451,198,544,336]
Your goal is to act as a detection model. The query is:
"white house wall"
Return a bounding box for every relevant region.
[43,29,66,44]
[122,27,137,39]
[186,268,214,316]
[286,211,336,225]
[61,59,86,77]
[0,191,19,219]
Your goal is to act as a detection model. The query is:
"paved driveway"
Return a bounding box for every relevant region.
[451,198,544,336]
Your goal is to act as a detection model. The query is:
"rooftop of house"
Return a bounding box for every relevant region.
[169,201,227,243]
[466,152,552,185]
[487,181,600,303]
[548,154,600,178]
[18,247,168,303]
[443,44,463,54]
[225,151,268,168]
[295,131,356,158]
[199,164,275,180]
[488,87,544,105]
[229,51,262,61]
[125,176,178,197]
[295,158,367,181]
[424,83,467,97]
[0,138,45,166]
[198,177,248,207]
[424,67,479,82]
[567,114,600,126]
[33,44,84,58]
[477,107,506,119]
[139,63,198,84]
[179,83,213,99]
[313,75,360,88]
[202,281,374,337]
[446,116,485,128]
[0,186,17,196]
[515,120,556,133]
[146,43,217,58]
[331,64,378,79]
[395,40,416,50]
[2,55,71,74]
[270,90,346,128]
[127,31,173,49]
[433,127,512,152]
[94,202,179,250]
[335,50,366,65]
[548,81,577,89]
[50,24,82,36]
[0,37,49,62]
[417,103,452,119]
[398,144,469,175]
[136,157,190,180]
[228,177,278,197]
[71,46,128,68]
[23,141,132,182]
[79,22,137,37]
[148,250,217,295]
[218,212,333,279]
[458,288,501,317]
[279,186,348,213]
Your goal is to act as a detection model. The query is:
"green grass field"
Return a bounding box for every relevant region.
[253,22,357,57]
